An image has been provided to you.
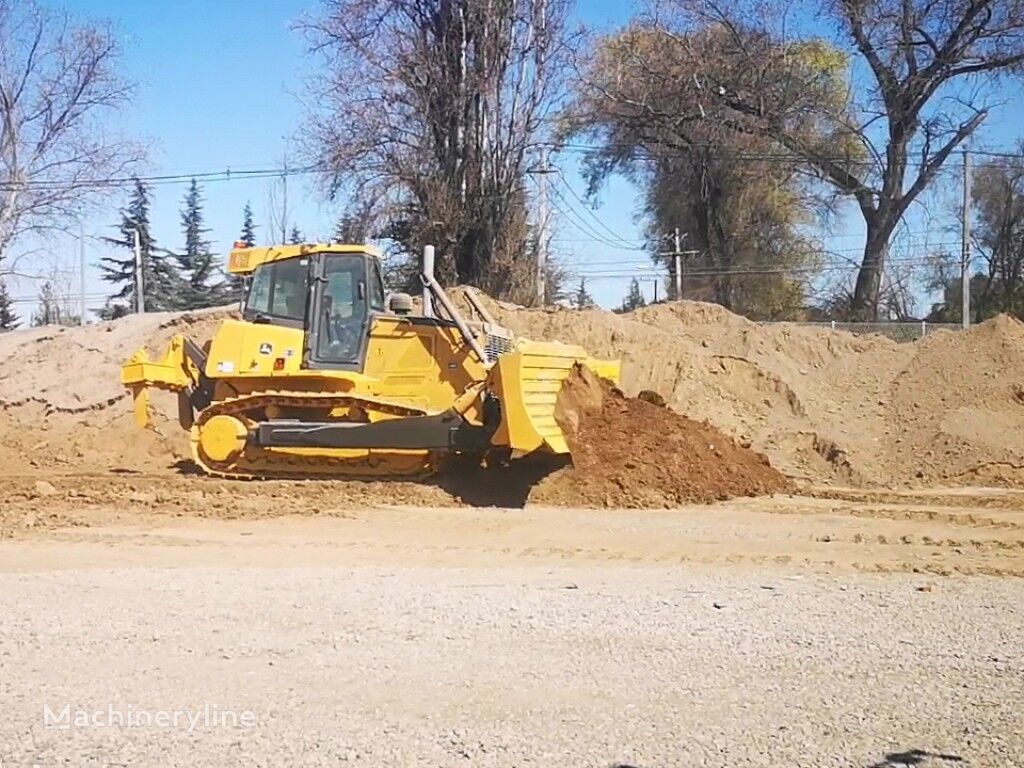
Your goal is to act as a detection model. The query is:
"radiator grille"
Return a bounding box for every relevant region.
[484,332,515,363]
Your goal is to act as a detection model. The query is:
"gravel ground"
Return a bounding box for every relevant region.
[1,564,1021,767]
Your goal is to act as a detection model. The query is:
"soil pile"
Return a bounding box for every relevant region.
[0,308,232,474]
[455,290,910,485]
[3,290,1024,493]
[529,366,791,507]
[884,315,1024,486]
[459,291,1024,488]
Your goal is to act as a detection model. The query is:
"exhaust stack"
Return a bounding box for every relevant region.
[422,245,434,318]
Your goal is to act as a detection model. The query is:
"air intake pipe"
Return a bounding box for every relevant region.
[422,245,434,318]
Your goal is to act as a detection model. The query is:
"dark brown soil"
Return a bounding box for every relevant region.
[528,366,792,508]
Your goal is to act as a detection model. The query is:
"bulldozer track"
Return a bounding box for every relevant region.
[191,390,438,480]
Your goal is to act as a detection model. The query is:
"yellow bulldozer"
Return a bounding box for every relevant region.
[120,243,619,479]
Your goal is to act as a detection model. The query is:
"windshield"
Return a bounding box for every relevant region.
[316,254,368,363]
[245,257,309,323]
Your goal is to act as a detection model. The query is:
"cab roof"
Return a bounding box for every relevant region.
[227,243,383,275]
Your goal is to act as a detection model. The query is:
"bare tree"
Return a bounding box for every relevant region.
[266,155,292,245]
[30,267,79,326]
[298,0,577,302]
[0,1,141,277]
[928,149,1024,320]
[645,0,1024,318]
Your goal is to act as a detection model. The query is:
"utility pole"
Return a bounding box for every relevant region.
[659,229,698,300]
[673,228,682,300]
[281,157,289,244]
[534,146,552,305]
[133,227,145,314]
[79,221,86,326]
[961,150,972,329]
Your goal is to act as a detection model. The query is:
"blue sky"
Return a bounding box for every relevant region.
[10,0,1024,316]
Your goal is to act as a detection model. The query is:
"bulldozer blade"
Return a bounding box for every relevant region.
[487,340,620,457]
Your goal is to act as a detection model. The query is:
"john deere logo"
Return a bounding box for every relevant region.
[258,342,273,355]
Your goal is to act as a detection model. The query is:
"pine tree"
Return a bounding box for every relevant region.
[176,179,227,309]
[239,201,257,247]
[99,179,183,316]
[289,225,303,245]
[225,202,258,302]
[332,213,367,244]
[572,278,595,309]
[0,278,19,330]
[617,277,647,314]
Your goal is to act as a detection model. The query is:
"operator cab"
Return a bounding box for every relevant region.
[238,246,386,370]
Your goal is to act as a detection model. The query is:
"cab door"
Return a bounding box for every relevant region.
[305,253,372,371]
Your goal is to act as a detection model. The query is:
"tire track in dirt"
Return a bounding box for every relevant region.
[754,501,1024,531]
[4,476,1023,577]
[22,521,1024,578]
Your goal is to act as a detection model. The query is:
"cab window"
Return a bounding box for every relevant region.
[247,267,272,314]
[245,258,309,323]
[369,260,385,311]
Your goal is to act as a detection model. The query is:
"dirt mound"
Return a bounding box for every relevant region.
[0,307,233,474]
[528,366,791,507]
[884,315,1024,486]
[3,289,1024,496]
[455,290,1024,489]
[458,291,910,484]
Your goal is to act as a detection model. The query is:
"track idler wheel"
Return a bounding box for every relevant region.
[197,414,248,463]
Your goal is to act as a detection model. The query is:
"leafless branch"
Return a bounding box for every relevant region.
[0,0,143,271]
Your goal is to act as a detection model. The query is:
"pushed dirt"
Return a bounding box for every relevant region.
[529,366,790,507]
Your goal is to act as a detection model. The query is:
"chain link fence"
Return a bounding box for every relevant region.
[787,321,962,343]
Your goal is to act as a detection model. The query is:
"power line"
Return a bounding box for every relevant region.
[536,176,620,248]
[546,182,649,250]
[556,256,662,266]
[0,163,325,193]
[554,234,959,252]
[552,243,961,270]
[821,230,953,240]
[569,258,943,280]
[2,138,1021,195]
[824,240,960,254]
[555,251,958,272]
[555,141,1024,167]
[553,170,647,248]
[7,293,109,305]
